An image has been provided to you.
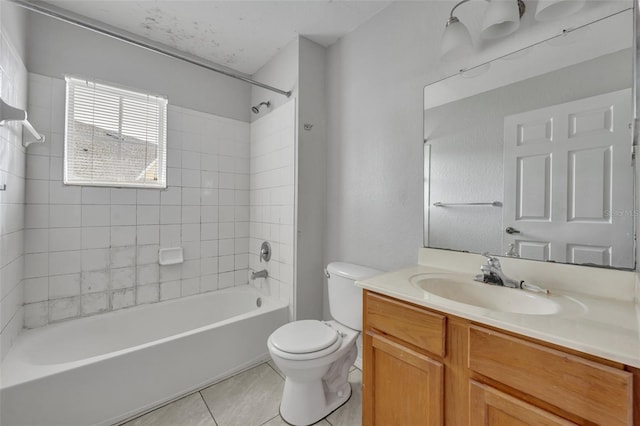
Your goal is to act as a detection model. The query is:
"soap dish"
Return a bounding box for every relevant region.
[159,247,184,265]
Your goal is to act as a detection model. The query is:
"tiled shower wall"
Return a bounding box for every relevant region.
[0,25,27,359]
[249,100,296,317]
[23,73,251,328]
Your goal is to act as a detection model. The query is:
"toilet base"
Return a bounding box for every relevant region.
[280,380,352,426]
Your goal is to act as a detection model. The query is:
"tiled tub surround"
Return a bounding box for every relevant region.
[23,73,253,327]
[249,100,296,316]
[0,21,28,360]
[0,285,288,426]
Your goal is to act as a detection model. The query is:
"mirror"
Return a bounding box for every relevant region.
[423,9,635,269]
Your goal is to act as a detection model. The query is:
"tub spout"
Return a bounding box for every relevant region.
[251,269,268,280]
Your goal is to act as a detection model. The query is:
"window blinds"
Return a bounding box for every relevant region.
[64,76,168,188]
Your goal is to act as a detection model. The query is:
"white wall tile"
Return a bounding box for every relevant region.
[49,296,80,322]
[110,267,135,290]
[136,189,160,205]
[24,253,48,278]
[25,228,48,253]
[24,302,48,328]
[24,277,48,303]
[111,188,137,205]
[49,227,81,252]
[49,181,81,204]
[49,273,80,299]
[137,225,159,245]
[49,204,81,228]
[111,205,136,226]
[49,250,82,275]
[81,187,110,205]
[82,205,110,227]
[137,283,159,304]
[25,204,49,229]
[26,155,50,180]
[137,205,160,225]
[81,227,110,249]
[110,246,136,268]
[137,264,159,285]
[81,248,109,272]
[111,226,136,247]
[81,270,109,294]
[110,288,135,310]
[137,244,159,265]
[160,280,181,301]
[181,277,200,296]
[81,292,108,315]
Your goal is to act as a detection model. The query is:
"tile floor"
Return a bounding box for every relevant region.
[121,361,362,426]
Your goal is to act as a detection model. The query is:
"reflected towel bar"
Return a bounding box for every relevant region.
[0,98,46,148]
[433,201,502,207]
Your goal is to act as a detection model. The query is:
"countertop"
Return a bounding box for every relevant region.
[356,264,640,368]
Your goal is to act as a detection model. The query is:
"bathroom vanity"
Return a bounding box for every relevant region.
[357,249,640,426]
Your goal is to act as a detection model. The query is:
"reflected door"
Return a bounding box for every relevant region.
[502,89,634,268]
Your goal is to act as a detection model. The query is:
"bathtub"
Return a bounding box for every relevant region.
[0,285,289,426]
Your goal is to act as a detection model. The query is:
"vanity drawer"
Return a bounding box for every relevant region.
[364,291,446,357]
[468,326,633,426]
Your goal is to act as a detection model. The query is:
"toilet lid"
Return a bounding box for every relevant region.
[270,320,340,354]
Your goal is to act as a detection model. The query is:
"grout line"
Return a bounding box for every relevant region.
[258,414,280,426]
[265,360,285,380]
[199,391,219,426]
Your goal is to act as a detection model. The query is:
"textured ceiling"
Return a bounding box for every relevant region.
[44,0,392,74]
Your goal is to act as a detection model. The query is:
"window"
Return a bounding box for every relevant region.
[64,76,168,188]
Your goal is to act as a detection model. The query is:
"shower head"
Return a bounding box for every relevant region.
[251,101,271,114]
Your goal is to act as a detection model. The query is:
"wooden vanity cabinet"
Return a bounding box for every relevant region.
[362,290,635,426]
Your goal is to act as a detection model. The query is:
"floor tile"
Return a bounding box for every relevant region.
[267,359,285,379]
[326,369,362,426]
[260,415,331,426]
[122,393,216,426]
[201,363,284,426]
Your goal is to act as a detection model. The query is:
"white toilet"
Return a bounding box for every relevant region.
[267,262,381,426]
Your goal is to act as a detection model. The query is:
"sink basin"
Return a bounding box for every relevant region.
[410,274,583,316]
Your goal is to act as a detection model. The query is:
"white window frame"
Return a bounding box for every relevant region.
[64,76,168,189]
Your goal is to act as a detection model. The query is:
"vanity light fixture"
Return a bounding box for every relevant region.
[441,0,526,62]
[534,0,585,21]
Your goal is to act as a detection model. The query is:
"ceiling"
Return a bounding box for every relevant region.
[43,0,393,75]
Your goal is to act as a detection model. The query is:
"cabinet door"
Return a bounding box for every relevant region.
[363,331,443,426]
[470,381,577,426]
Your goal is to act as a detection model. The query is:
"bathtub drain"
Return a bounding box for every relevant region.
[256,297,262,307]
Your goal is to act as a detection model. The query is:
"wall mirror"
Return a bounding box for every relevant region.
[423,8,635,269]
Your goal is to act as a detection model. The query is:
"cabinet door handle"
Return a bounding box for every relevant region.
[505,226,520,234]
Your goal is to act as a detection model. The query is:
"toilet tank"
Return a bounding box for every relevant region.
[327,262,382,331]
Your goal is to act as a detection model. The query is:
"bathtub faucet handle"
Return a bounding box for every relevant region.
[259,241,271,263]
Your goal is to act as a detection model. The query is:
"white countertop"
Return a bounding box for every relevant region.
[357,264,640,368]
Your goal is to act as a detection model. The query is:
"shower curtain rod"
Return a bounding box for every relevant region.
[10,0,292,98]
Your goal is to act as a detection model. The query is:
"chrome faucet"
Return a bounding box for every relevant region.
[474,253,549,294]
[251,269,268,280]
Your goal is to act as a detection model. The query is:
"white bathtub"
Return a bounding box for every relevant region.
[0,285,288,426]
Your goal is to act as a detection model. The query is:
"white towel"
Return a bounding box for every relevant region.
[323,344,357,395]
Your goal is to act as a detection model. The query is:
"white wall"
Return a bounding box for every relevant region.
[324,1,633,318]
[26,12,250,122]
[0,2,28,360]
[23,73,251,327]
[296,37,327,321]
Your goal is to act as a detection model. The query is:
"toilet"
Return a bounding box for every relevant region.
[267,262,381,426]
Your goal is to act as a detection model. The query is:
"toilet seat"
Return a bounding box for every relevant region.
[268,320,342,361]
